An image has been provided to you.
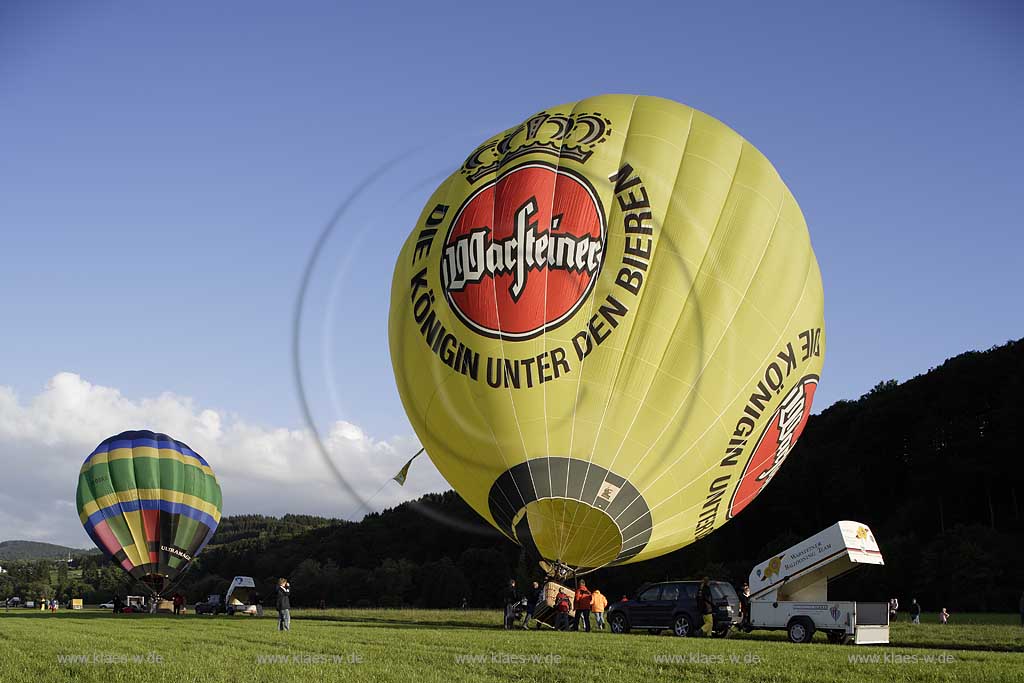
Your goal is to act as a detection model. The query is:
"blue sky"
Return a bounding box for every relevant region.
[2,0,1022,444]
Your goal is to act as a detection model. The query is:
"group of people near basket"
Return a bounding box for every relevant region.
[503,578,609,631]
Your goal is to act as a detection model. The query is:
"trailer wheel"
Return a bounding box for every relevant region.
[787,617,815,644]
[610,613,630,634]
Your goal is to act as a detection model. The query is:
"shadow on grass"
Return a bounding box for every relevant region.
[0,610,501,631]
[3,611,1020,652]
[293,613,501,630]
[0,611,190,620]
[727,630,1024,654]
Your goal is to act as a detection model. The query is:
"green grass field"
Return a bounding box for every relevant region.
[1,608,1021,682]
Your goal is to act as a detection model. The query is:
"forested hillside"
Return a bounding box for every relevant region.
[6,339,1021,612]
[180,338,1023,612]
[0,540,97,561]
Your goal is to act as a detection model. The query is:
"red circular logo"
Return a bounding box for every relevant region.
[441,163,606,340]
[729,375,818,518]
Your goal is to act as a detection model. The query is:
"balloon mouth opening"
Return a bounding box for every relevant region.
[513,499,622,570]
[131,572,170,597]
[488,457,653,571]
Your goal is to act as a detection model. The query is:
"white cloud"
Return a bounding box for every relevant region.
[0,373,448,547]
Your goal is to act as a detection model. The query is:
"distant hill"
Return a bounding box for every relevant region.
[0,540,98,561]
[207,513,343,548]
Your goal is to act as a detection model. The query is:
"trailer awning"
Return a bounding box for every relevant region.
[748,521,883,599]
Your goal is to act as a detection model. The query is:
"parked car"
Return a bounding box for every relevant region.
[195,594,223,615]
[99,601,115,609]
[607,580,741,637]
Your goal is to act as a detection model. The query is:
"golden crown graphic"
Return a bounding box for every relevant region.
[460,111,612,183]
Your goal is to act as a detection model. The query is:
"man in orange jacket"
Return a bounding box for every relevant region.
[590,589,608,630]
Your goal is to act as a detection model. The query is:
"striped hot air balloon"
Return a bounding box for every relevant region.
[76,430,222,595]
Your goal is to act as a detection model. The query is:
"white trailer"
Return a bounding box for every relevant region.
[747,520,888,645]
[225,576,261,615]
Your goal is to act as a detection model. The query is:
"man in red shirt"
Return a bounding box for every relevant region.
[573,580,593,632]
[554,590,572,631]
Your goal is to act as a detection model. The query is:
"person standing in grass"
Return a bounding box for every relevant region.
[889,597,899,622]
[554,590,572,631]
[698,577,714,637]
[572,580,592,632]
[591,589,608,630]
[174,593,185,615]
[910,598,921,625]
[276,578,291,631]
[939,608,949,624]
[502,579,520,629]
[522,581,541,630]
[740,583,752,628]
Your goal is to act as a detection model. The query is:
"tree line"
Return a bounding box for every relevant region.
[5,338,1021,612]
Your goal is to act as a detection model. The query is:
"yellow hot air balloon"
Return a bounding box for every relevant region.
[389,94,824,573]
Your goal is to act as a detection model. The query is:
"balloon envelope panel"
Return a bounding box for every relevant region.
[76,430,222,594]
[390,94,824,571]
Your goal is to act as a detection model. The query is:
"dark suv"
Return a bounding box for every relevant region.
[194,595,223,615]
[607,580,741,637]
